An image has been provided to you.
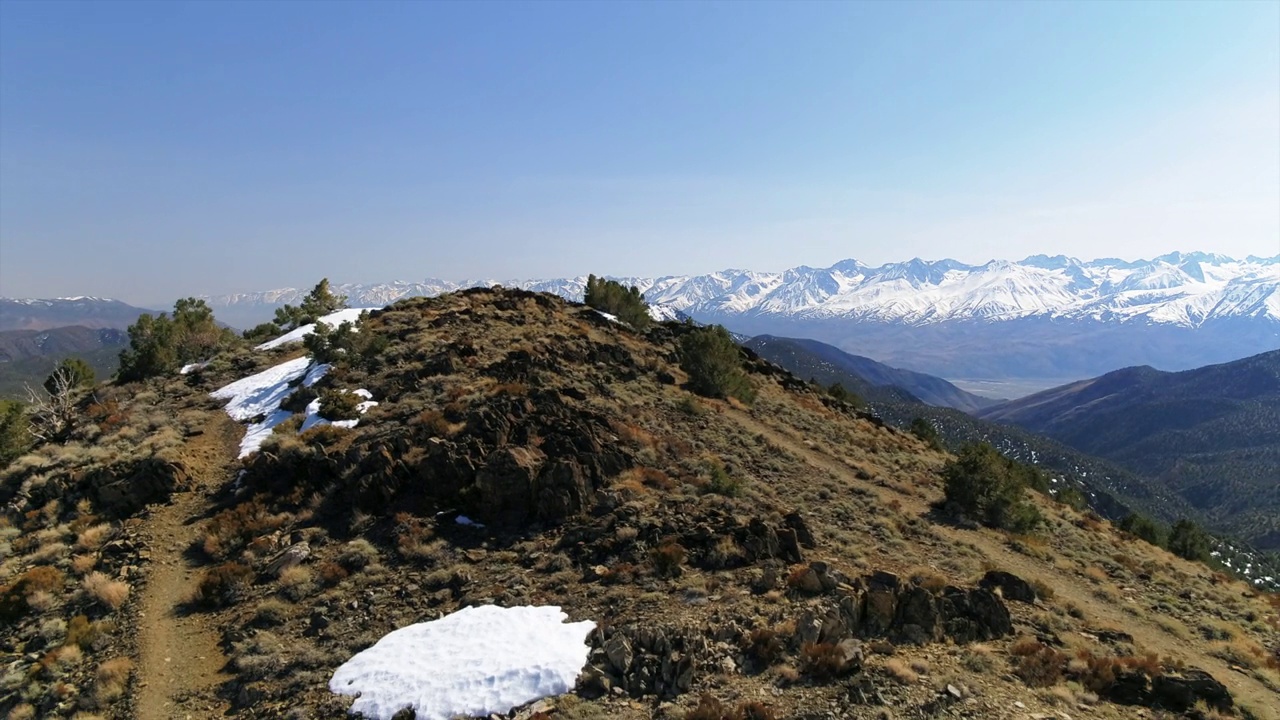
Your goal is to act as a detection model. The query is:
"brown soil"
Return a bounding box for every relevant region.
[134,412,240,720]
[729,406,1280,720]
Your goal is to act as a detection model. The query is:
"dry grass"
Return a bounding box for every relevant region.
[94,657,133,703]
[75,523,113,551]
[71,554,98,575]
[83,572,130,610]
[884,657,919,685]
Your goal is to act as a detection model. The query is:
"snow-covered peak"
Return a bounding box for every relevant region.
[200,253,1280,329]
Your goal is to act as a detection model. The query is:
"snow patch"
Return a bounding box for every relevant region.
[179,362,208,375]
[329,605,595,720]
[255,308,371,351]
[210,356,312,422]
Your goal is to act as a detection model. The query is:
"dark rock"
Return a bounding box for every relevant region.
[1152,669,1233,712]
[979,570,1037,604]
[784,511,817,548]
[894,586,940,644]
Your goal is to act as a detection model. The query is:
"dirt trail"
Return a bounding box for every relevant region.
[729,408,1280,720]
[134,413,240,720]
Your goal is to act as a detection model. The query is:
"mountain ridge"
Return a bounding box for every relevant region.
[197,252,1280,329]
[978,349,1280,551]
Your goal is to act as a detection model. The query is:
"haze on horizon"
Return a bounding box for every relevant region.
[1,0,1277,307]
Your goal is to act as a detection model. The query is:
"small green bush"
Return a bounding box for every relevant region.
[318,388,361,422]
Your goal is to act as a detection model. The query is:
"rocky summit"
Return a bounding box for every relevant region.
[2,287,1278,720]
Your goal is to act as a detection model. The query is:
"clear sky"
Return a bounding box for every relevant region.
[1,0,1277,305]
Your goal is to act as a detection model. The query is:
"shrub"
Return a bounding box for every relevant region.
[190,562,254,609]
[1011,638,1067,687]
[94,657,133,703]
[800,641,856,680]
[243,322,283,343]
[941,443,1043,533]
[827,383,864,408]
[318,388,362,421]
[584,274,651,329]
[703,459,743,497]
[83,572,130,611]
[650,538,687,578]
[678,325,754,403]
[745,627,785,666]
[884,657,919,685]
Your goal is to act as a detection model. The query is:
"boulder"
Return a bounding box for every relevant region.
[979,570,1038,604]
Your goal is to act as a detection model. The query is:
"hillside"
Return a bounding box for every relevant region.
[0,298,153,332]
[1,288,1278,720]
[0,327,127,398]
[201,253,1280,380]
[979,351,1280,551]
[712,333,1280,588]
[744,335,998,412]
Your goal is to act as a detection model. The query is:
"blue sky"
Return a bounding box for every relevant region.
[1,0,1277,304]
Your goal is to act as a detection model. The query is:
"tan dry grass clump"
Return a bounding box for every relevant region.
[83,572,130,610]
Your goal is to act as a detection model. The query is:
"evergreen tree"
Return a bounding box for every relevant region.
[118,298,234,381]
[909,417,942,450]
[274,278,348,330]
[1168,519,1212,562]
[941,442,1042,533]
[44,357,95,395]
[1119,513,1164,546]
[0,400,31,469]
[584,274,652,329]
[678,325,755,403]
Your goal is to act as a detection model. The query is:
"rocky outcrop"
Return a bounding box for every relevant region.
[1105,668,1233,712]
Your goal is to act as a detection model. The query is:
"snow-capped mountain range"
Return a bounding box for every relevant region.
[205,252,1280,328]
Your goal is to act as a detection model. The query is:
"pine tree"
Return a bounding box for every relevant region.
[678,325,754,403]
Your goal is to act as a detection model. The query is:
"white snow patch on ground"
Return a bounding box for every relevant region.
[238,410,295,458]
[594,309,620,323]
[329,605,594,720]
[210,356,312,422]
[302,363,331,387]
[299,389,377,433]
[179,362,208,375]
[255,308,371,351]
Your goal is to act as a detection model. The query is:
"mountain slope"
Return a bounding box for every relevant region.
[979,350,1280,550]
[745,334,998,412]
[0,297,153,331]
[0,326,128,398]
[740,333,1280,586]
